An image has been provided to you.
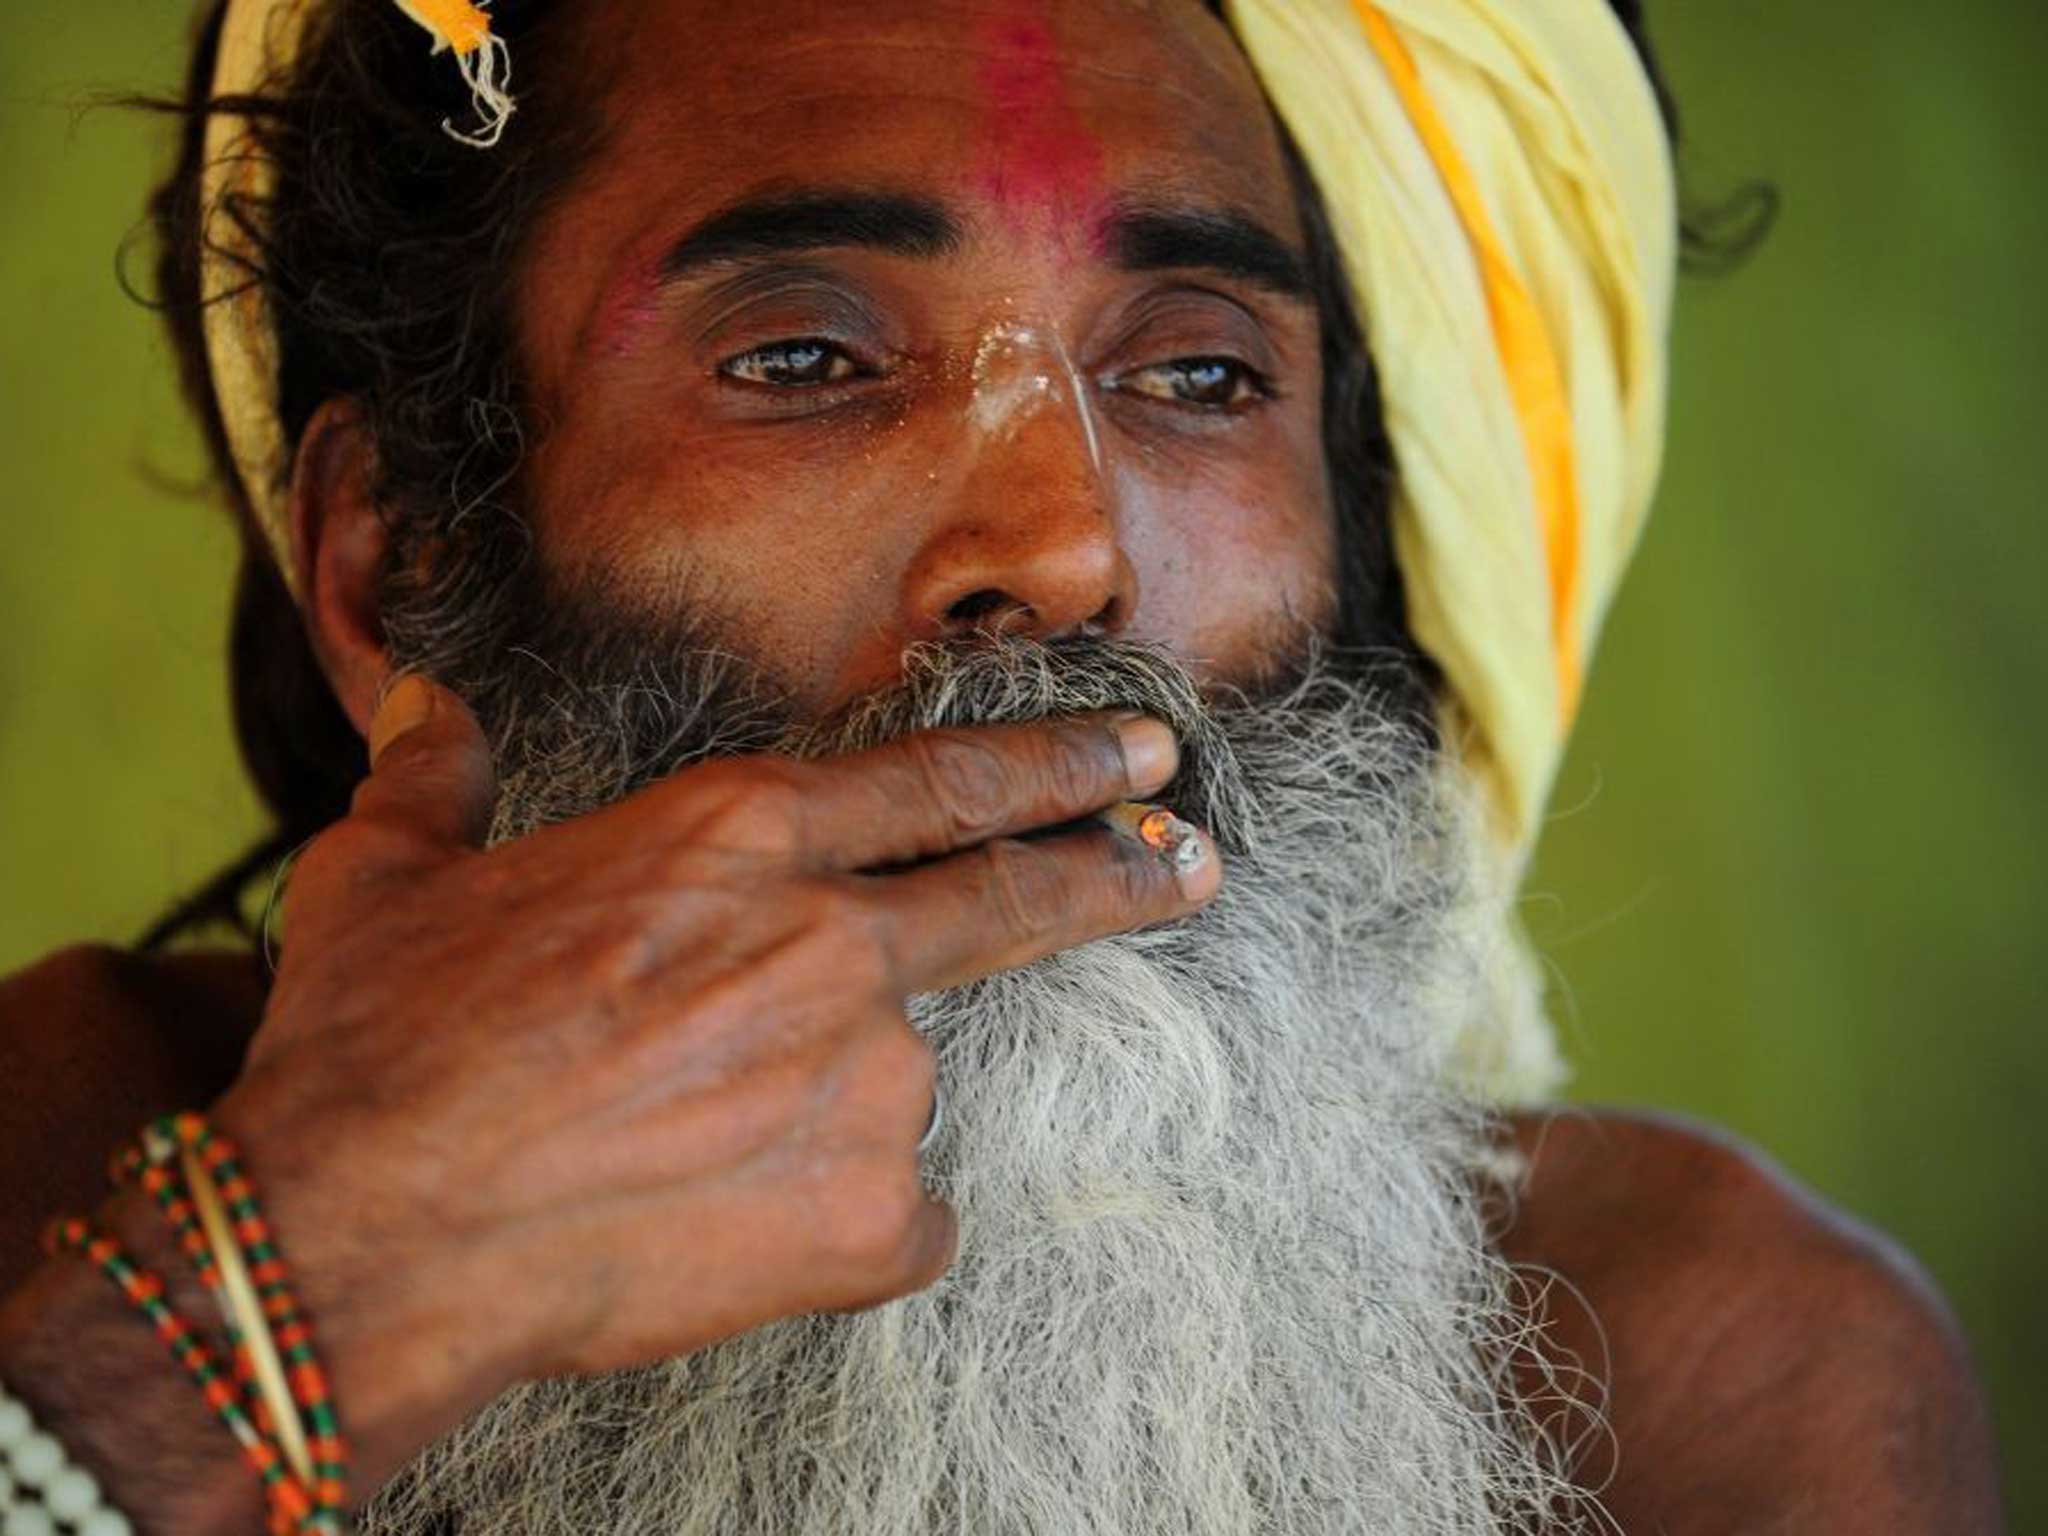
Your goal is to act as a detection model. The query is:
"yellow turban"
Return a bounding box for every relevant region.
[1227,0,1677,1096]
[205,0,1677,1100]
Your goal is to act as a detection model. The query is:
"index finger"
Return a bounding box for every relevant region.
[789,713,1179,871]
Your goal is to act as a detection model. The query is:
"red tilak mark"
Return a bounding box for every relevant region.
[975,6,1106,246]
[586,249,668,360]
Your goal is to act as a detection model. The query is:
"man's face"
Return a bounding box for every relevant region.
[508,0,1336,714]
[352,12,1578,1527]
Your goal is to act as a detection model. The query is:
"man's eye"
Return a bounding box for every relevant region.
[720,339,860,388]
[1117,357,1268,410]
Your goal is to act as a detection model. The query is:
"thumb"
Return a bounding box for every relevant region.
[351,673,498,851]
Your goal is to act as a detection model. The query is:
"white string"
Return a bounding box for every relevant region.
[444,30,516,148]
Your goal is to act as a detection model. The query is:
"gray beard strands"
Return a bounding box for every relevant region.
[359,636,1593,1535]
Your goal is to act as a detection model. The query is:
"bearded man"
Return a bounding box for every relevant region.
[0,0,2002,1531]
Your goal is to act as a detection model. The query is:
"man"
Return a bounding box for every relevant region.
[0,0,2002,1530]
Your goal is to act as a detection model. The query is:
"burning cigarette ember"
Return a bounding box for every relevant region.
[1096,799,1208,875]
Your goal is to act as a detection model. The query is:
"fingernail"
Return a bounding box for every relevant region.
[1110,715,1178,794]
[1096,799,1219,899]
[368,674,436,764]
[1173,829,1221,901]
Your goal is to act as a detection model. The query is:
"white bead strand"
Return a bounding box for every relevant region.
[39,1472,98,1527]
[2,1503,57,1536]
[0,1388,131,1535]
[6,1435,61,1489]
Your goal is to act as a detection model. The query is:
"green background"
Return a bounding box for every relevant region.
[3,0,2041,1519]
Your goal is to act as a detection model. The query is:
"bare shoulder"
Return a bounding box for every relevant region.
[1498,1106,2003,1533]
[0,945,264,1288]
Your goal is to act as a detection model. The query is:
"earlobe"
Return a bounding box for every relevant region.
[289,397,391,739]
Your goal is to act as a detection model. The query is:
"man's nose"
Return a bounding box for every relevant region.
[900,398,1139,643]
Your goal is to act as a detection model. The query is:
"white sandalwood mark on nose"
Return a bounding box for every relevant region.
[968,322,1058,437]
[1052,332,1103,474]
[966,322,1104,475]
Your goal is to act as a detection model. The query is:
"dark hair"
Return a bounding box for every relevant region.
[139,0,1735,949]
[139,0,599,945]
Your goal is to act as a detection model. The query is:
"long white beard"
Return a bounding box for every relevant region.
[359,643,1590,1534]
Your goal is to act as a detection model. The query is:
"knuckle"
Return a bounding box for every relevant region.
[908,732,1013,839]
[295,818,402,891]
[794,875,859,933]
[822,1164,928,1272]
[865,1023,936,1111]
[1043,721,1118,809]
[681,761,808,854]
[977,837,1066,944]
[386,747,469,809]
[797,883,891,994]
[1107,838,1170,915]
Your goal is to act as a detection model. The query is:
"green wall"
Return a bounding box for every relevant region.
[3,0,2040,1520]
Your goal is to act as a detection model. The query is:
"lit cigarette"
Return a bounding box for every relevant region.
[1096,799,1209,875]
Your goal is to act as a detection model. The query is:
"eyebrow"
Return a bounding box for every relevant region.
[650,189,1312,302]
[657,190,965,283]
[1101,203,1312,299]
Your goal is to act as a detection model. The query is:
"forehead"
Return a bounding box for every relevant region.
[522,0,1300,369]
[595,0,1277,199]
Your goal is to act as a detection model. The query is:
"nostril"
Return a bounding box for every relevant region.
[946,588,1016,625]
[1086,594,1126,633]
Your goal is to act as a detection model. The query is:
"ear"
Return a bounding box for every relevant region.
[289,397,390,739]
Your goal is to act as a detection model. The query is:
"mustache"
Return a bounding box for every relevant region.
[794,636,1223,746]
[808,632,1436,845]
[453,594,1432,856]
[784,635,1251,845]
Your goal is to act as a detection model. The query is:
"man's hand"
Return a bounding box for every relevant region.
[211,675,1211,1491]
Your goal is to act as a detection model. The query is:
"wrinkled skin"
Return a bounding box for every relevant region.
[307,0,1336,727]
[0,0,2003,1532]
